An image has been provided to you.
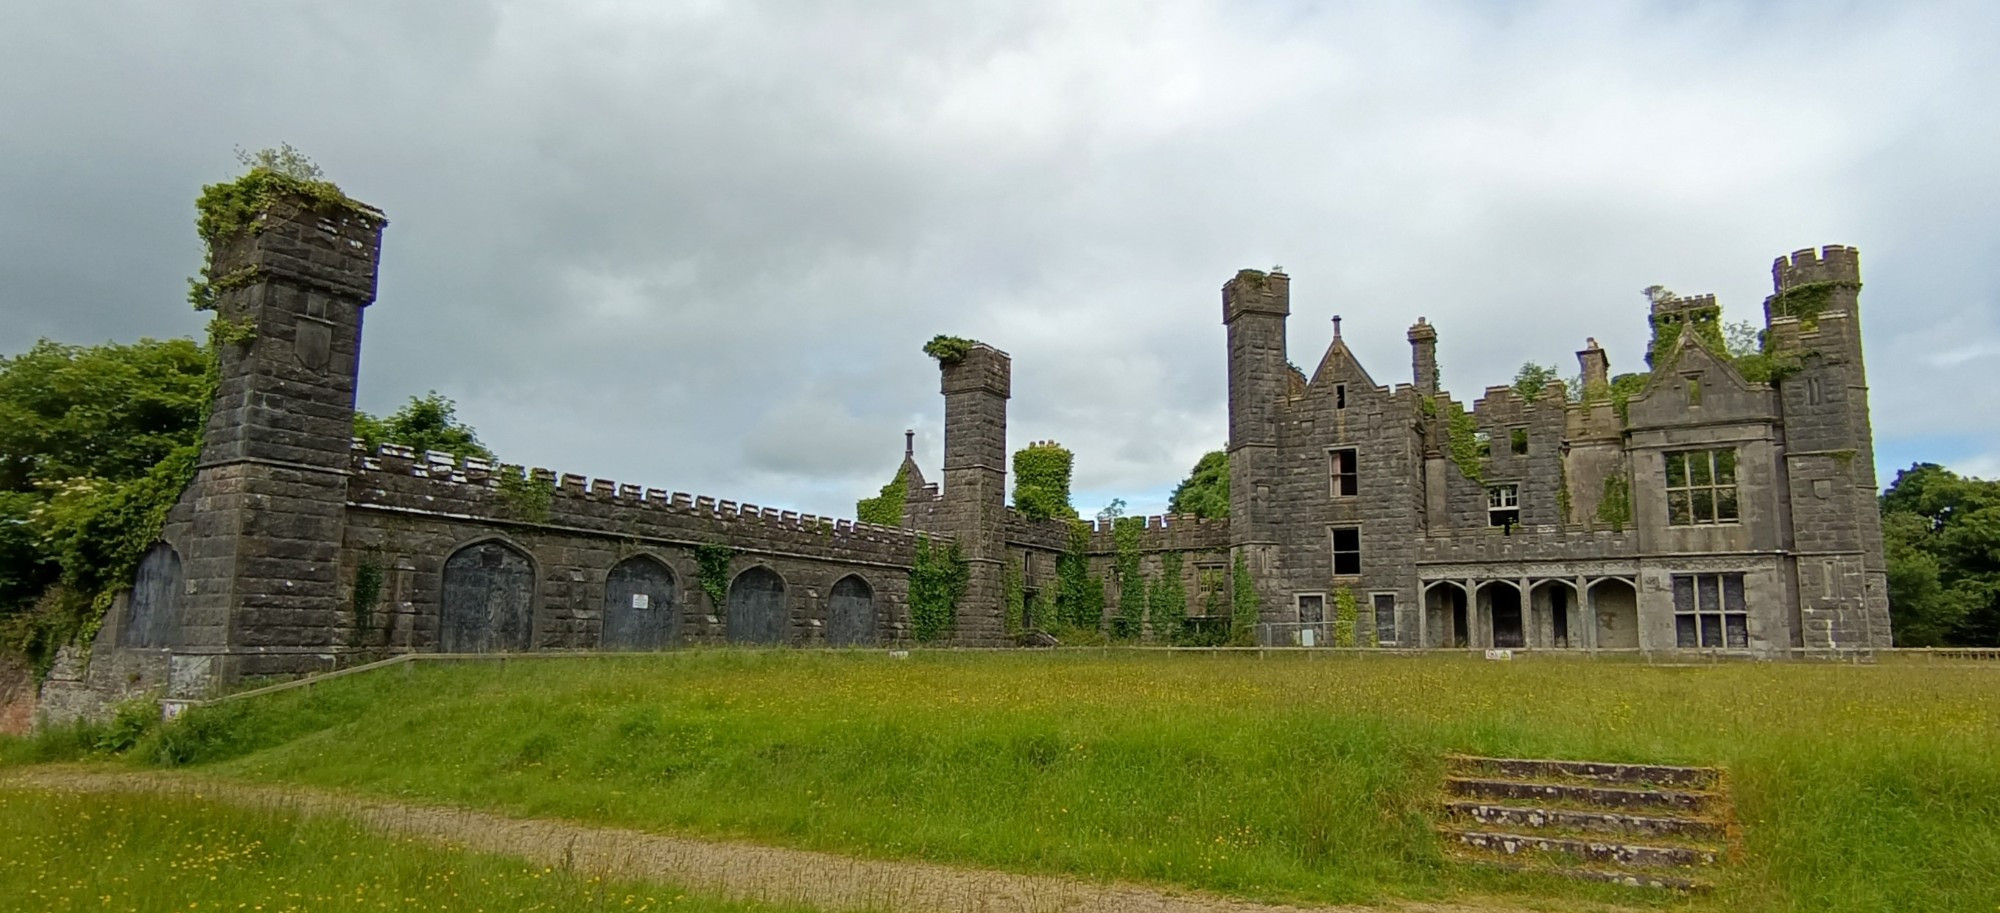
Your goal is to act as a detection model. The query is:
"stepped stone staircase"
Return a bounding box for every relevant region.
[1436,755,1731,891]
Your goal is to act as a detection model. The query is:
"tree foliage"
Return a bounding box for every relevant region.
[1510,362,1562,402]
[1881,463,2000,646]
[1167,450,1228,519]
[353,393,494,463]
[1012,442,1075,521]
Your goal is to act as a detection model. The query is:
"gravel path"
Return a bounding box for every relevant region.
[5,767,1540,913]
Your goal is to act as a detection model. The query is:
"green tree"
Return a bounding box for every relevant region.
[353,393,495,462]
[1510,362,1562,402]
[1011,441,1076,522]
[1167,450,1228,518]
[1881,463,2000,646]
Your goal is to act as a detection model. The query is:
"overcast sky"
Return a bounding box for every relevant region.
[4,1,1997,518]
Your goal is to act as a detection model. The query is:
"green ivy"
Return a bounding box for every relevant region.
[1332,587,1360,647]
[1598,473,1633,532]
[1557,458,1573,525]
[909,534,968,643]
[1012,442,1075,521]
[921,335,975,365]
[187,153,369,312]
[1229,552,1259,646]
[1609,373,1648,425]
[1111,517,1145,641]
[694,543,735,613]
[1054,520,1103,632]
[495,469,554,523]
[1147,551,1187,644]
[1647,304,1724,369]
[1767,280,1857,330]
[855,465,908,526]
[352,559,383,632]
[1444,402,1487,485]
[1003,556,1025,637]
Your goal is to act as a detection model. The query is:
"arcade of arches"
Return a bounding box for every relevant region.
[1420,576,1638,650]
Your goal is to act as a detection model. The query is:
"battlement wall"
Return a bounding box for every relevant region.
[348,441,926,565]
[1774,245,1860,290]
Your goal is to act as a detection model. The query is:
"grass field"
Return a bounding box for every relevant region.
[8,650,1999,912]
[0,786,828,913]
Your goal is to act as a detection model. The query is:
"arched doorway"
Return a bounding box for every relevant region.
[1481,581,1525,649]
[440,540,535,653]
[120,543,183,648]
[1423,582,1469,648]
[826,575,876,647]
[1530,580,1581,649]
[726,567,787,645]
[1590,578,1640,650]
[601,556,677,651]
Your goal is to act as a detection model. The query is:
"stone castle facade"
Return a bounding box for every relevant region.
[36,186,1889,719]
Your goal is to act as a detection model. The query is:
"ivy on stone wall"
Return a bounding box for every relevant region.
[1767,281,1858,330]
[1557,459,1573,525]
[496,470,554,523]
[855,466,907,526]
[1003,556,1025,637]
[1609,373,1648,425]
[352,559,383,632]
[921,335,975,365]
[1111,517,1145,640]
[1332,587,1360,648]
[909,534,968,643]
[1229,552,1259,646]
[1443,402,1487,485]
[1054,520,1103,632]
[1012,441,1076,521]
[189,146,368,312]
[1598,474,1633,532]
[694,543,735,613]
[1147,551,1186,644]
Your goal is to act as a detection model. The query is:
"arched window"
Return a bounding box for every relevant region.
[601,556,677,651]
[725,567,787,645]
[119,543,183,648]
[440,540,535,653]
[826,575,876,647]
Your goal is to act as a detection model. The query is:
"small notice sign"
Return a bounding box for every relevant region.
[1484,649,1515,661]
[631,594,650,610]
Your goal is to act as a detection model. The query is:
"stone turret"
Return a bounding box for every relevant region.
[1222,269,1290,637]
[936,343,1011,645]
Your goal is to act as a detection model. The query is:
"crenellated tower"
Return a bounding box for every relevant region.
[1222,269,1290,632]
[936,343,1012,645]
[1765,245,1889,649]
[173,186,387,690]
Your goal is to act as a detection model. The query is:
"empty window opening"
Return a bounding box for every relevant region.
[1487,484,1520,530]
[1329,447,1358,497]
[1551,587,1570,648]
[1509,428,1528,456]
[1297,593,1325,623]
[1331,528,1361,576]
[1686,376,1703,407]
[1372,593,1396,645]
[1665,449,1739,525]
[1473,430,1492,458]
[1335,383,1347,409]
[1673,572,1748,648]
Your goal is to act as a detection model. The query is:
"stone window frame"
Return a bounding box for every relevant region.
[1672,572,1748,648]
[1329,527,1361,576]
[1665,448,1740,526]
[1328,446,1359,498]
[1335,383,1348,410]
[1486,483,1520,528]
[1508,426,1529,456]
[1369,590,1397,646]
[1295,592,1326,624]
[1685,374,1704,408]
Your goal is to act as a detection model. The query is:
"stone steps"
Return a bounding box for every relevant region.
[1435,755,1731,892]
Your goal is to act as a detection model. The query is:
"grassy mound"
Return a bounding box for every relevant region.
[0,786,821,912]
[10,651,2000,911]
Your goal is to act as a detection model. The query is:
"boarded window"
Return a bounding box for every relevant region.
[1372,593,1396,645]
[726,567,787,645]
[1329,448,1358,497]
[440,541,535,653]
[601,556,677,651]
[1672,572,1749,648]
[1297,594,1325,623]
[1331,528,1361,576]
[1665,449,1739,526]
[827,575,876,647]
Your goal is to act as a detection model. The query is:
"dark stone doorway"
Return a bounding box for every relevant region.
[826,576,876,647]
[440,541,534,653]
[726,567,787,645]
[1490,586,1525,648]
[601,556,677,650]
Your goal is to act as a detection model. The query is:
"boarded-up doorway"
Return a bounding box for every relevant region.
[1488,584,1525,649]
[826,575,876,647]
[120,543,184,648]
[440,541,535,653]
[602,556,677,650]
[726,567,787,645]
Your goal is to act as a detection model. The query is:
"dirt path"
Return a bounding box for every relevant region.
[3,767,1545,913]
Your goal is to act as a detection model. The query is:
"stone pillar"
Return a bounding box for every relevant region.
[1223,270,1291,641]
[938,344,1011,645]
[1577,339,1609,397]
[1409,318,1438,395]
[174,191,386,692]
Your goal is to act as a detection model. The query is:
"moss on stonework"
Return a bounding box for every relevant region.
[188,162,373,312]
[855,466,908,526]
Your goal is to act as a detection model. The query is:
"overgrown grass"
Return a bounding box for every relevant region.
[15,651,2000,911]
[0,786,822,912]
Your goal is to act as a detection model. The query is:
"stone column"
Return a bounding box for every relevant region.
[938,344,1011,646]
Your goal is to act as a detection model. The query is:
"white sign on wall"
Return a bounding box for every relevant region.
[631,594,650,610]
